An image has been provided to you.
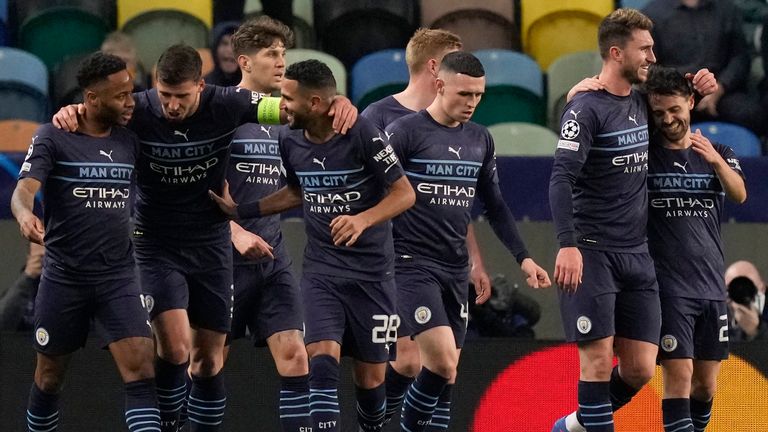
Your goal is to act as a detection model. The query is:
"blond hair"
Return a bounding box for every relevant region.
[405,28,462,74]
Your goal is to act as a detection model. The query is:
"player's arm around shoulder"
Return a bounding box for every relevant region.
[692,130,747,204]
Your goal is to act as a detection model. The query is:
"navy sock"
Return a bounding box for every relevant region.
[662,398,693,432]
[384,364,414,425]
[125,378,161,432]
[425,384,452,431]
[27,383,59,432]
[690,397,713,432]
[400,367,447,432]
[577,381,613,432]
[309,355,340,432]
[178,371,192,430]
[279,374,311,432]
[356,383,386,431]
[188,372,226,431]
[609,367,640,411]
[155,357,188,432]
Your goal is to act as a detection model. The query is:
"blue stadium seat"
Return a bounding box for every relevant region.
[620,0,651,10]
[350,49,408,106]
[0,48,49,122]
[0,0,6,23]
[314,0,418,68]
[474,49,543,97]
[692,122,763,157]
[0,20,7,47]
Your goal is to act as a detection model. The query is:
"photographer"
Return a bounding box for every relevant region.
[728,276,768,341]
[467,274,541,339]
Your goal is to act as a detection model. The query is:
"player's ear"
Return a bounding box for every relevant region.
[609,45,622,63]
[237,54,250,73]
[687,94,695,110]
[197,79,205,92]
[428,58,439,77]
[84,89,99,106]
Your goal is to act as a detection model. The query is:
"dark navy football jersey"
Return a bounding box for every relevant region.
[360,95,414,131]
[647,142,743,300]
[386,111,528,273]
[129,85,265,242]
[18,124,138,282]
[280,117,404,281]
[227,123,286,265]
[549,90,650,252]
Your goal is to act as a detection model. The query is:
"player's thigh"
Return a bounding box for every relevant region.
[660,358,694,398]
[658,296,698,360]
[615,251,661,344]
[691,359,721,399]
[33,275,90,356]
[109,336,155,382]
[93,277,153,350]
[134,238,189,320]
[576,336,615,381]
[692,300,729,362]
[413,326,459,380]
[153,309,192,362]
[341,278,398,364]
[255,263,303,345]
[396,265,451,340]
[229,264,262,343]
[301,273,346,347]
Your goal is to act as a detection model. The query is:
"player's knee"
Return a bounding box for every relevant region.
[35,370,64,394]
[190,353,224,377]
[424,354,458,381]
[621,363,656,388]
[581,356,613,380]
[394,359,421,378]
[691,376,717,401]
[159,344,191,364]
[274,342,309,375]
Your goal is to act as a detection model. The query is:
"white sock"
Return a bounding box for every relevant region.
[566,412,586,432]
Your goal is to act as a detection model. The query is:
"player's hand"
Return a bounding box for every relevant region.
[690,129,721,165]
[208,180,238,219]
[52,103,85,132]
[566,75,606,102]
[730,301,760,337]
[693,86,723,117]
[329,214,369,246]
[232,229,274,260]
[18,212,45,245]
[554,247,582,293]
[329,95,358,135]
[471,264,492,304]
[520,258,551,289]
[686,68,718,97]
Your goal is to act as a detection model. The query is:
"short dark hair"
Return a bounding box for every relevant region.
[598,8,653,60]
[232,16,294,56]
[284,59,336,91]
[156,44,202,85]
[439,51,485,78]
[642,65,693,98]
[76,51,127,89]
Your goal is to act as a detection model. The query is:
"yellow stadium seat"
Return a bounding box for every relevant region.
[0,120,40,152]
[521,0,613,69]
[118,0,212,28]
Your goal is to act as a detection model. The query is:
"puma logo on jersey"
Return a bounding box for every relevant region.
[448,146,462,159]
[570,110,581,119]
[673,161,688,173]
[260,126,272,138]
[384,131,395,140]
[628,115,638,126]
[99,150,114,162]
[372,133,384,143]
[174,129,189,141]
[312,157,326,170]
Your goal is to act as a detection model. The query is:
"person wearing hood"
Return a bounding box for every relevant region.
[204,21,242,87]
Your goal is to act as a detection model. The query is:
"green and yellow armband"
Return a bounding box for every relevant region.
[256,96,282,125]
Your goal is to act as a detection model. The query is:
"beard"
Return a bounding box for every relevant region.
[660,120,689,142]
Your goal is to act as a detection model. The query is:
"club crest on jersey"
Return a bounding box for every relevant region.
[36,327,50,346]
[141,294,155,313]
[661,335,678,352]
[561,120,580,140]
[576,316,592,334]
[415,306,432,324]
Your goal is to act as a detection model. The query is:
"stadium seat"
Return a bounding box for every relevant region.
[473,50,545,126]
[15,0,116,28]
[19,7,109,70]
[488,122,559,156]
[619,0,651,9]
[521,0,614,69]
[421,0,518,51]
[314,0,418,68]
[546,51,602,130]
[0,48,49,122]
[285,49,347,95]
[350,49,408,106]
[243,0,316,48]
[0,0,7,46]
[692,122,763,157]
[52,54,89,109]
[0,119,40,152]
[117,0,212,28]
[122,10,209,73]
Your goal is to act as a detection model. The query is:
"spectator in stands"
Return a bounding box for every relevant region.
[0,242,43,331]
[643,0,765,137]
[101,31,147,92]
[204,21,242,87]
[727,276,767,341]
[725,260,766,316]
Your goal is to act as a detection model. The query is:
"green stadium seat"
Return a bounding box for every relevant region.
[19,7,109,70]
[122,10,209,72]
[285,49,347,95]
[546,51,602,130]
[488,122,559,156]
